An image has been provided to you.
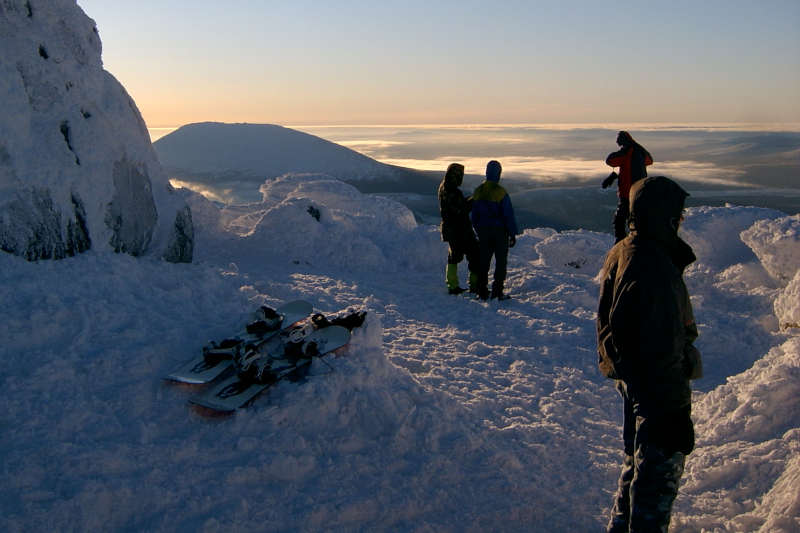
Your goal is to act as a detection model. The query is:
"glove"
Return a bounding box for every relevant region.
[602,171,618,189]
[509,235,516,248]
[684,344,703,380]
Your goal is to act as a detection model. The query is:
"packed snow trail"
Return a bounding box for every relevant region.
[261,238,624,526]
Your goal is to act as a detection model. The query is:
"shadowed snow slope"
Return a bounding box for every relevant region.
[1,173,798,532]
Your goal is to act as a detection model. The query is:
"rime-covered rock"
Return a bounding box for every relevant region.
[775,270,800,330]
[0,0,193,262]
[740,214,800,284]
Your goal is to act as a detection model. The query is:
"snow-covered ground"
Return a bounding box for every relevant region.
[1,173,798,532]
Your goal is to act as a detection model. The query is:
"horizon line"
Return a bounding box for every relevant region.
[147,121,800,133]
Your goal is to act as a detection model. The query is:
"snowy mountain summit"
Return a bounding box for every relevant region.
[0,0,193,262]
[154,122,437,203]
[156,122,386,178]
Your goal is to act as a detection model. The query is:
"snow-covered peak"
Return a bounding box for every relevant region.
[154,122,437,203]
[156,122,384,176]
[0,0,193,262]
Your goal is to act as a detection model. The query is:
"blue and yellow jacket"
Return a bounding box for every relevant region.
[470,163,519,235]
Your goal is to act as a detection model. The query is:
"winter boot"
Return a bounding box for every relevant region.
[446,263,466,294]
[490,283,510,300]
[468,271,479,293]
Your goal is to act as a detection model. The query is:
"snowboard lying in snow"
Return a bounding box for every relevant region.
[169,307,367,412]
[165,300,313,384]
[190,322,353,412]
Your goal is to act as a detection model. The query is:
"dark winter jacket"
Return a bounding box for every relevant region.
[596,176,701,418]
[606,131,653,200]
[438,163,473,242]
[470,161,519,236]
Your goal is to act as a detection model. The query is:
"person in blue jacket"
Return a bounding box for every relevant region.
[471,160,519,300]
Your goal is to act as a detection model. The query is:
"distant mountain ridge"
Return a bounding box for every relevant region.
[154,122,439,203]
[155,122,382,175]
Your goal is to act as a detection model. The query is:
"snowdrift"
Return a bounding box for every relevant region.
[676,336,800,533]
[185,173,443,273]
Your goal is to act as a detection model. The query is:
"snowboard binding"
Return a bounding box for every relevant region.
[235,338,319,384]
[202,338,244,363]
[310,309,367,331]
[202,306,286,364]
[245,305,282,335]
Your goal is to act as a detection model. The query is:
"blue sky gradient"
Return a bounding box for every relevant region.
[78,0,800,127]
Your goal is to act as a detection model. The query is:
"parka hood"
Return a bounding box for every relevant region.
[442,163,465,189]
[629,176,696,269]
[617,130,634,147]
[486,160,502,182]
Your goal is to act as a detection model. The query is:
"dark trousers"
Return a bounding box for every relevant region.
[613,198,630,242]
[447,231,479,273]
[476,225,508,297]
[607,386,686,533]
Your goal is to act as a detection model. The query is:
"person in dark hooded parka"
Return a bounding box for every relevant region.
[596,176,703,533]
[438,163,479,294]
[603,131,654,242]
[471,160,519,300]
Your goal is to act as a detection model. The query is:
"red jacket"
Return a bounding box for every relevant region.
[606,146,653,200]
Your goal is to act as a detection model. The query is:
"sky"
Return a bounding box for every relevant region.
[76,0,800,128]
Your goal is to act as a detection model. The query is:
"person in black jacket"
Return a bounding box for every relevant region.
[596,176,703,533]
[438,163,479,294]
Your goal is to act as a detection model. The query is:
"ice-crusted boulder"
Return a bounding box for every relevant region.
[533,230,614,273]
[679,205,785,272]
[740,214,800,284]
[0,0,193,262]
[740,214,800,331]
[678,336,800,532]
[775,271,800,330]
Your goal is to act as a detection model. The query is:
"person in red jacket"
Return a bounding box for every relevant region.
[602,131,653,242]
